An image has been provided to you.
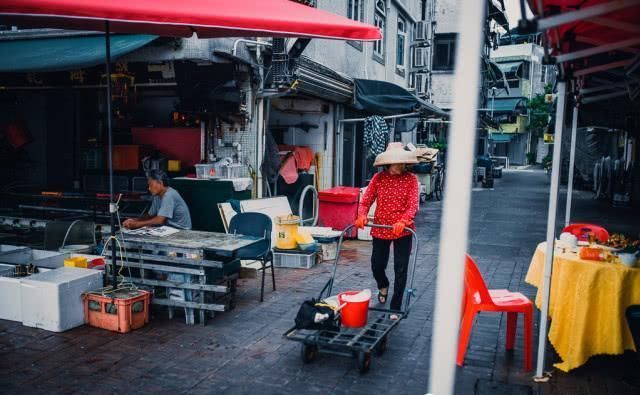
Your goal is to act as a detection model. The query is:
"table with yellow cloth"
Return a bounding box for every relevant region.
[525,242,640,372]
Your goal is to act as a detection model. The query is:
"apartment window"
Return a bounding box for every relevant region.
[433,33,457,71]
[347,0,365,50]
[348,0,364,22]
[373,0,386,61]
[507,78,520,89]
[396,16,407,72]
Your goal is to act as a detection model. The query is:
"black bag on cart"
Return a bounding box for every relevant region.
[294,299,339,331]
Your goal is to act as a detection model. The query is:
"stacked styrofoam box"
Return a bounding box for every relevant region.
[357,187,376,241]
[20,267,103,332]
[0,264,52,322]
[0,264,22,322]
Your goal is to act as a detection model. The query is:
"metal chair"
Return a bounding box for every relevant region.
[228,212,275,302]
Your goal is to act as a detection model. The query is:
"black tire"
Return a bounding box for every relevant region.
[375,336,388,356]
[301,343,318,364]
[356,351,371,373]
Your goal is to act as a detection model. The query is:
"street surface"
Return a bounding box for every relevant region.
[1,169,638,394]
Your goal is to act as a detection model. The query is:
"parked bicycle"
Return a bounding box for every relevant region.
[433,163,445,201]
[418,163,446,203]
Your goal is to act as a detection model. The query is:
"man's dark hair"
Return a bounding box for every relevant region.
[146,169,169,187]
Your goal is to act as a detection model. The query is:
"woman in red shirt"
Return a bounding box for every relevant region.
[354,143,419,319]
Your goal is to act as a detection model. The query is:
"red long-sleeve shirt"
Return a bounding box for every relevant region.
[358,171,419,239]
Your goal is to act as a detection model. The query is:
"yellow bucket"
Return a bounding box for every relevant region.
[275,214,300,249]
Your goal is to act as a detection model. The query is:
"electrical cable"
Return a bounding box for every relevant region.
[98,192,137,294]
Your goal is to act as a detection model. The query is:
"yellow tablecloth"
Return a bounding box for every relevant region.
[525,242,640,372]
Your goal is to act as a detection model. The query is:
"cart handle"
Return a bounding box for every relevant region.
[322,223,420,315]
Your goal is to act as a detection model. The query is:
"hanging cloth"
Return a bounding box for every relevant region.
[279,154,299,184]
[261,130,281,183]
[364,115,389,158]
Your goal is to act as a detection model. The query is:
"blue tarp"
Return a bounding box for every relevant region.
[491,97,527,114]
[490,133,513,143]
[0,34,157,72]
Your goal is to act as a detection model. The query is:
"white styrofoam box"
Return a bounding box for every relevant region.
[0,265,52,322]
[0,248,68,269]
[0,264,21,322]
[20,267,103,332]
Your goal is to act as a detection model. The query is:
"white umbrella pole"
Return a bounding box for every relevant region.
[427,1,485,394]
[535,81,567,380]
[564,104,578,227]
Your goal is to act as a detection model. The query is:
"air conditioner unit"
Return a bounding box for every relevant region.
[415,73,428,96]
[408,72,416,90]
[414,21,428,42]
[413,47,428,68]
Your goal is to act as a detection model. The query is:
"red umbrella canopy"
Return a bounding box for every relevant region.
[528,0,640,53]
[0,0,381,41]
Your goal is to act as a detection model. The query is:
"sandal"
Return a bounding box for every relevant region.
[377,289,388,304]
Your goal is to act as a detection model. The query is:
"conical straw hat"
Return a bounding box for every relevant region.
[373,142,418,166]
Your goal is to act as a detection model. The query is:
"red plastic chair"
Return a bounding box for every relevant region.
[457,255,533,370]
[562,223,609,243]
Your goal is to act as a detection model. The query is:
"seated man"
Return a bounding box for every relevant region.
[123,170,192,230]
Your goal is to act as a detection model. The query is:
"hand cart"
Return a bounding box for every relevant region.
[283,223,419,373]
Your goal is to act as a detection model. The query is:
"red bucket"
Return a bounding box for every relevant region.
[338,290,371,328]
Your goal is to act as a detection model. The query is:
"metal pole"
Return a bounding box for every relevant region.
[535,81,567,380]
[564,104,579,227]
[104,21,117,289]
[428,0,485,393]
[491,89,495,119]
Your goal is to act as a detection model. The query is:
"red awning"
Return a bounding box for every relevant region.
[528,0,640,54]
[0,0,381,41]
[529,1,639,109]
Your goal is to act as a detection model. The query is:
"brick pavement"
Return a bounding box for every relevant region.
[1,169,638,394]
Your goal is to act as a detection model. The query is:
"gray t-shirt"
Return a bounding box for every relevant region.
[149,187,192,230]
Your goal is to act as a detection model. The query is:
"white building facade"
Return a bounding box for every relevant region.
[490,42,555,165]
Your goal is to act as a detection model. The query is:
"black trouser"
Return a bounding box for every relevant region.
[371,235,412,311]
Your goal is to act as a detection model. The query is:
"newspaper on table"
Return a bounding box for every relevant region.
[122,226,181,237]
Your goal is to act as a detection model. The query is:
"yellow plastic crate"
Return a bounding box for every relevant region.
[64,257,88,268]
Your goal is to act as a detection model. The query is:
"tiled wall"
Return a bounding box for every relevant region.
[212,124,254,178]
